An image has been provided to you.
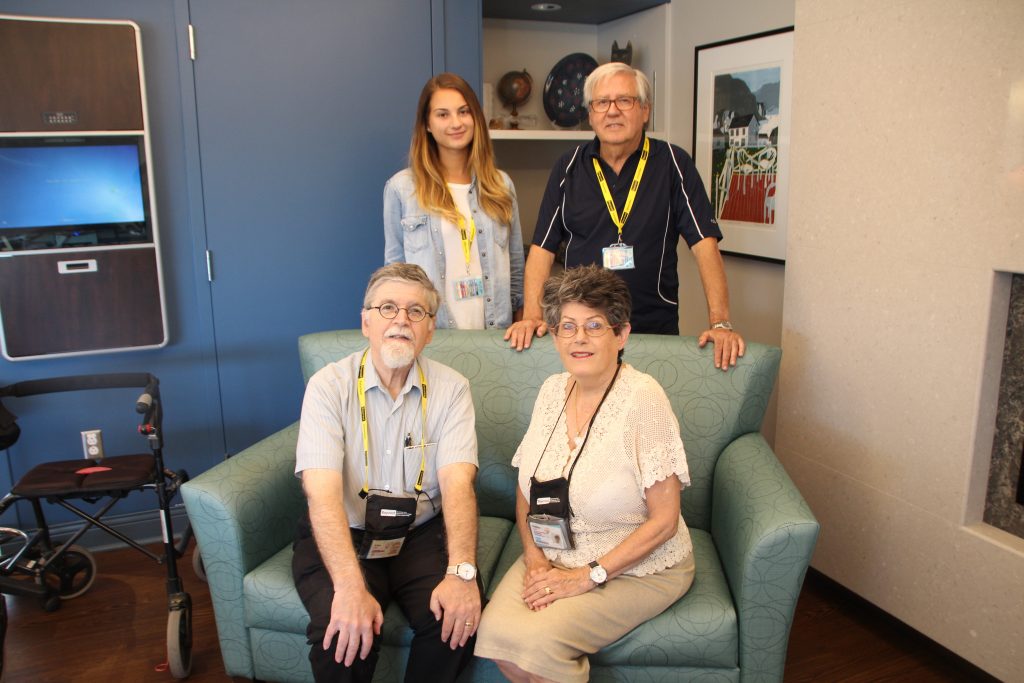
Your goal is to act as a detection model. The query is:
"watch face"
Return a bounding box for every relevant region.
[457,563,476,580]
[590,565,607,584]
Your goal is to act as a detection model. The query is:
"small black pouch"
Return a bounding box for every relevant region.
[357,494,417,559]
[529,476,570,517]
[527,477,574,550]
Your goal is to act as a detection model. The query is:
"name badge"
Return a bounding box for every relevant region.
[454,276,485,300]
[602,243,635,270]
[362,536,406,559]
[527,513,574,550]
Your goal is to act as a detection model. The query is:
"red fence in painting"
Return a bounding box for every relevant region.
[719,173,776,224]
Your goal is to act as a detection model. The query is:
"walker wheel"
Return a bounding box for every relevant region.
[167,599,193,678]
[44,545,97,600]
[39,593,60,612]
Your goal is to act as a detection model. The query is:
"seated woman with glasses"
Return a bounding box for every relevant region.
[384,72,524,330]
[475,264,696,683]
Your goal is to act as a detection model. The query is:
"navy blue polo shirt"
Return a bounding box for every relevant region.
[532,135,723,334]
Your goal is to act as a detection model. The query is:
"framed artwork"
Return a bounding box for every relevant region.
[693,27,793,263]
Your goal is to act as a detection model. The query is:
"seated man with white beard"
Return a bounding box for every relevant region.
[292,263,482,683]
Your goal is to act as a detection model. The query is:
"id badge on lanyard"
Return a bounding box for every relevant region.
[527,476,574,550]
[355,349,428,560]
[453,275,485,300]
[357,494,417,559]
[453,213,484,300]
[593,137,648,273]
[602,242,635,270]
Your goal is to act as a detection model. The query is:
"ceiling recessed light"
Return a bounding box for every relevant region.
[530,3,562,11]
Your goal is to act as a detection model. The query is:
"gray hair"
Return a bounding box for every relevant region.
[583,62,653,108]
[363,263,441,315]
[541,265,632,332]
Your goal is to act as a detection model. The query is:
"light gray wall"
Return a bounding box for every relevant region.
[666,0,794,447]
[776,0,1024,679]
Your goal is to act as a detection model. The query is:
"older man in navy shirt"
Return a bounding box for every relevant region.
[505,63,745,370]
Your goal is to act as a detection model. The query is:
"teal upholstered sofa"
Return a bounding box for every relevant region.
[181,330,818,683]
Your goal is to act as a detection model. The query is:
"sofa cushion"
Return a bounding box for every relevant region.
[244,516,515,640]
[595,530,738,669]
[245,546,309,634]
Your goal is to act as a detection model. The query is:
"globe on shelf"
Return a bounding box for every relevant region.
[496,69,532,129]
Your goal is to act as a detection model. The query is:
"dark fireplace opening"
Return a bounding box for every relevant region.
[983,273,1024,539]
[1017,440,1024,507]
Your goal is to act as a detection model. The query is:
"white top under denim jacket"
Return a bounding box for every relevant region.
[383,169,525,329]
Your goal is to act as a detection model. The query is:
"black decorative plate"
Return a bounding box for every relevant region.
[543,52,599,128]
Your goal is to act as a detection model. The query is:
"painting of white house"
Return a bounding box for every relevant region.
[711,67,781,225]
[694,28,792,261]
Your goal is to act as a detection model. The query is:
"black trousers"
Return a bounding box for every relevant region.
[292,514,478,683]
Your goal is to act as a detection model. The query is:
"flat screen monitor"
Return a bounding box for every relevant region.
[0,136,152,251]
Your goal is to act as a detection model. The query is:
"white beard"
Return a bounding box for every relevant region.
[380,338,416,369]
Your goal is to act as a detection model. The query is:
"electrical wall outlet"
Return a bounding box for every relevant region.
[81,429,105,460]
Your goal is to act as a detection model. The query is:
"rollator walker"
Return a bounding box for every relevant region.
[0,373,194,678]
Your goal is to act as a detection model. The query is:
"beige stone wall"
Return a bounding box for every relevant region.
[776,0,1024,679]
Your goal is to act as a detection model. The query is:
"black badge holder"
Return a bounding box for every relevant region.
[357,494,417,559]
[528,476,574,550]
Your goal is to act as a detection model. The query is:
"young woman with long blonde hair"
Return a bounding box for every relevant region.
[384,73,523,329]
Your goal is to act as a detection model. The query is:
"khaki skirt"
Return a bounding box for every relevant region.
[475,554,695,683]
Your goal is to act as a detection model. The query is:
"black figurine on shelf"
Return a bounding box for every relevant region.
[611,40,633,65]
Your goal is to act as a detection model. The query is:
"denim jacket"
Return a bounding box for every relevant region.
[383,169,525,329]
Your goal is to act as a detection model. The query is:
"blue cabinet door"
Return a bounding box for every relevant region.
[188,1,435,452]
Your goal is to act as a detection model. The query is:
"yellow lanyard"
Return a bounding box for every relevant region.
[357,349,429,495]
[456,213,476,270]
[591,136,650,241]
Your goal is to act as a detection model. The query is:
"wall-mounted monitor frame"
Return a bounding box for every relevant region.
[0,14,168,360]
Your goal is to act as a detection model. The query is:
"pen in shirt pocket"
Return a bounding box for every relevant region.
[404,433,412,448]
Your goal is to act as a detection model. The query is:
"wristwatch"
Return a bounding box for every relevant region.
[711,320,734,331]
[446,562,477,581]
[588,561,608,587]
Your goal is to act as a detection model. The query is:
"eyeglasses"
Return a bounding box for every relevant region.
[366,303,433,322]
[553,320,616,338]
[588,96,640,113]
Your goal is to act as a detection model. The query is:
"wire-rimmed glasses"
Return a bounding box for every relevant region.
[366,303,433,322]
[553,320,615,338]
[588,96,640,113]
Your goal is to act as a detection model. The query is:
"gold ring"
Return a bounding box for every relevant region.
[544,586,552,595]
[465,620,473,626]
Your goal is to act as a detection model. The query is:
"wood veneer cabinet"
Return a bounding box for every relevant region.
[0,14,166,360]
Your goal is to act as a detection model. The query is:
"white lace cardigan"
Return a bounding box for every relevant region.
[512,364,693,577]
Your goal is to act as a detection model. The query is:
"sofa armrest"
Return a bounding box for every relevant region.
[180,422,306,678]
[711,432,820,683]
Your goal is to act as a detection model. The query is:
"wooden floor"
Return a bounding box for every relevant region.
[0,544,1000,682]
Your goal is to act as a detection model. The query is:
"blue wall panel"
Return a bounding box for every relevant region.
[187,0,436,453]
[443,0,483,92]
